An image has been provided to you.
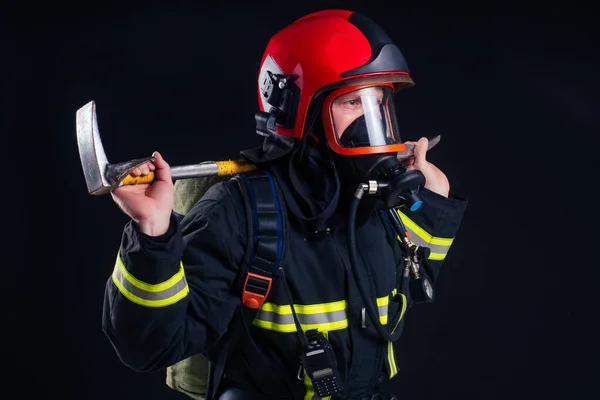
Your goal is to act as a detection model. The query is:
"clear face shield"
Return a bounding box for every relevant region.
[322,84,405,156]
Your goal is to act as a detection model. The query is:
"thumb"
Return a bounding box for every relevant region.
[413,137,429,166]
[151,151,171,181]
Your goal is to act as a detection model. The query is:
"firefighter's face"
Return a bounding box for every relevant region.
[331,87,384,139]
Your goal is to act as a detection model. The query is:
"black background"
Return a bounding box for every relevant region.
[3,1,598,399]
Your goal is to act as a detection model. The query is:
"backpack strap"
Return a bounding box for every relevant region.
[208,168,289,399]
[238,169,287,309]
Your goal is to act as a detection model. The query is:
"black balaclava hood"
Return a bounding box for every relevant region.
[240,112,341,232]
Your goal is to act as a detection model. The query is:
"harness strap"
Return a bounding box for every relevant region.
[240,171,284,309]
[209,169,289,399]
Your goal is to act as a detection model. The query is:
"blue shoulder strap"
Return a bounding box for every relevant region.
[208,168,289,399]
[238,169,287,309]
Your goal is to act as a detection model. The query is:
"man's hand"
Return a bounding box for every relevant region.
[401,137,450,198]
[110,151,175,236]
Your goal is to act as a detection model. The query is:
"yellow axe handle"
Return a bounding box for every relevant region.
[215,160,258,175]
[118,159,257,187]
[121,172,156,186]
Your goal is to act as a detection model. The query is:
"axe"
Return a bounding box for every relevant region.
[76,101,440,196]
[75,100,257,195]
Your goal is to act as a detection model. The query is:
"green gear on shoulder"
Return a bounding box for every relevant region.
[173,175,231,215]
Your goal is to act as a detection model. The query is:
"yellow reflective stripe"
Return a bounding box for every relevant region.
[388,341,398,378]
[387,293,406,379]
[303,332,332,400]
[253,318,347,333]
[303,373,332,400]
[116,253,186,292]
[254,300,349,333]
[255,296,392,332]
[391,294,407,334]
[376,296,389,306]
[397,210,454,260]
[112,254,189,307]
[377,296,389,325]
[260,300,347,314]
[428,252,446,261]
[303,373,314,400]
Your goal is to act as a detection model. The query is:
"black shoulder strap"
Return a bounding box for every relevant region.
[208,169,289,399]
[238,169,288,309]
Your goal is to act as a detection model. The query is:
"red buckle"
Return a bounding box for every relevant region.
[242,272,273,309]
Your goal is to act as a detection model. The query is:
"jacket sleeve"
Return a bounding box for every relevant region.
[102,182,247,372]
[396,188,468,304]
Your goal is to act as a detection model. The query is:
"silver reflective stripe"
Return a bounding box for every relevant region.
[403,230,449,255]
[378,302,388,318]
[254,301,349,332]
[112,254,189,307]
[256,308,347,326]
[377,296,389,325]
[113,265,188,301]
[397,210,454,260]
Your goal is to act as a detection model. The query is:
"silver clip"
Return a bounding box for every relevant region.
[361,307,367,328]
[297,364,306,380]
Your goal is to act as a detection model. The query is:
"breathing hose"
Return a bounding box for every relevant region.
[346,185,404,342]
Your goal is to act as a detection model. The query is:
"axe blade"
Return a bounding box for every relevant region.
[76,100,112,195]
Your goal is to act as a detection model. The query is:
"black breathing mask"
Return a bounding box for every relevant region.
[332,116,425,211]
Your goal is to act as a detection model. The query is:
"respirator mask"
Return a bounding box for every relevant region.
[322,84,425,211]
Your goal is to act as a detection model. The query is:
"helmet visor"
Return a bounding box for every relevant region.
[325,85,404,155]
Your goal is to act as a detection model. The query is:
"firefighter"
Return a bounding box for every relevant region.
[103,9,468,400]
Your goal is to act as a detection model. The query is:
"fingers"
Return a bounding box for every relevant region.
[402,156,415,168]
[129,161,155,177]
[400,138,428,169]
[127,151,168,180]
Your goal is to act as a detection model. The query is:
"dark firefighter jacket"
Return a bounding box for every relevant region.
[102,169,468,400]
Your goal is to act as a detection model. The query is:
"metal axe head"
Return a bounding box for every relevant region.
[76,101,154,195]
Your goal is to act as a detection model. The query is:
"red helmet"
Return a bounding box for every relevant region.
[256,9,414,155]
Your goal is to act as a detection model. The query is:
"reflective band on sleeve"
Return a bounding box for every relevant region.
[111,253,189,307]
[397,210,454,260]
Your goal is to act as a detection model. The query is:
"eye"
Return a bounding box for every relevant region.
[342,99,362,110]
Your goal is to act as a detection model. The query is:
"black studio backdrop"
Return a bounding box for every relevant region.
[3,1,597,399]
